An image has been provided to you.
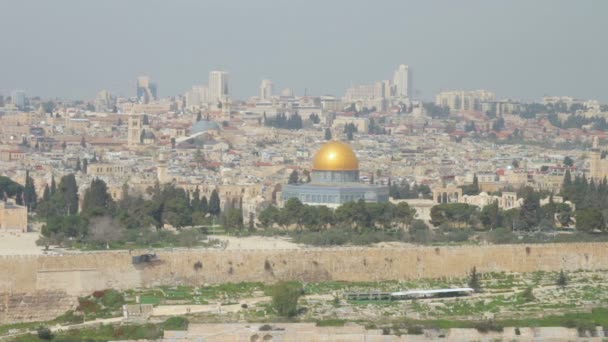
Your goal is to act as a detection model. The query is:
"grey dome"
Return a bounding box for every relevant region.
[191,120,221,134]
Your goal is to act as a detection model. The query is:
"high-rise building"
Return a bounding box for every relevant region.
[392,64,410,98]
[208,71,229,104]
[435,90,496,113]
[136,76,157,104]
[185,86,209,108]
[259,79,273,101]
[95,90,114,112]
[11,90,26,110]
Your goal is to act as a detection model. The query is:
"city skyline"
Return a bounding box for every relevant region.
[0,0,606,101]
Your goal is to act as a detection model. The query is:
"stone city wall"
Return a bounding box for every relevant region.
[0,242,607,296]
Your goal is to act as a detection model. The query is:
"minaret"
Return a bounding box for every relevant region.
[157,152,168,183]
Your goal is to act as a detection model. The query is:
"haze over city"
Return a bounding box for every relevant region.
[1,0,607,101]
[3,1,608,341]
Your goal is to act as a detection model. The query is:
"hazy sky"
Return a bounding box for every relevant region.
[1,0,606,102]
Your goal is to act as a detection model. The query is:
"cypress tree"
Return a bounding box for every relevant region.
[191,187,201,211]
[23,170,37,211]
[468,266,482,292]
[209,190,221,216]
[50,176,56,195]
[42,184,50,202]
[200,195,208,214]
[58,174,79,215]
[324,128,332,140]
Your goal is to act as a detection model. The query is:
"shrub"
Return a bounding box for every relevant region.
[162,317,189,331]
[37,326,53,340]
[474,320,503,333]
[259,324,273,331]
[271,281,303,317]
[557,270,568,288]
[316,319,346,327]
[468,267,482,292]
[101,289,125,309]
[193,261,203,271]
[54,310,84,324]
[407,326,424,335]
[520,286,535,302]
[92,290,107,298]
[77,298,101,314]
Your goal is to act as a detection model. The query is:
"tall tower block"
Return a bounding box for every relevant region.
[127,114,144,146]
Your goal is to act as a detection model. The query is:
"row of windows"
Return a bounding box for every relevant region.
[296,193,363,203]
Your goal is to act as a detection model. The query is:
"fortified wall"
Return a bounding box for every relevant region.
[1,243,608,324]
[1,242,607,295]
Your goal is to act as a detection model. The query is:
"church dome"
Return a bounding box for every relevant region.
[312,141,359,171]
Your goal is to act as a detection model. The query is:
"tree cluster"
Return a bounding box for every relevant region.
[258,198,416,232]
[548,113,608,130]
[0,176,25,206]
[368,118,387,135]
[389,180,431,199]
[264,112,303,130]
[561,171,608,231]
[429,187,573,232]
[37,175,232,246]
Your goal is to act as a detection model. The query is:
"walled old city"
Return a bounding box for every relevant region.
[2,2,608,341]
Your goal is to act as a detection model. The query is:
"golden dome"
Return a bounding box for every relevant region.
[312,141,359,171]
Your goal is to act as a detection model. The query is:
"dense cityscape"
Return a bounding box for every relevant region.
[1,1,608,341]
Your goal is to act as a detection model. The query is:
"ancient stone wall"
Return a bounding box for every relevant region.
[0,291,76,324]
[0,243,606,296]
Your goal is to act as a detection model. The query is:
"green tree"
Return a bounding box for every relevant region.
[42,184,50,201]
[519,187,541,230]
[347,129,354,141]
[480,201,502,230]
[324,128,332,140]
[82,178,114,216]
[58,174,79,215]
[468,266,482,292]
[271,281,303,317]
[221,208,244,232]
[200,195,209,214]
[288,170,299,184]
[563,156,574,167]
[50,176,56,195]
[23,171,37,211]
[209,189,221,216]
[575,208,605,232]
[258,205,281,228]
[430,203,478,228]
[556,270,568,289]
[82,158,88,174]
[520,286,535,302]
[410,219,430,243]
[37,326,53,340]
